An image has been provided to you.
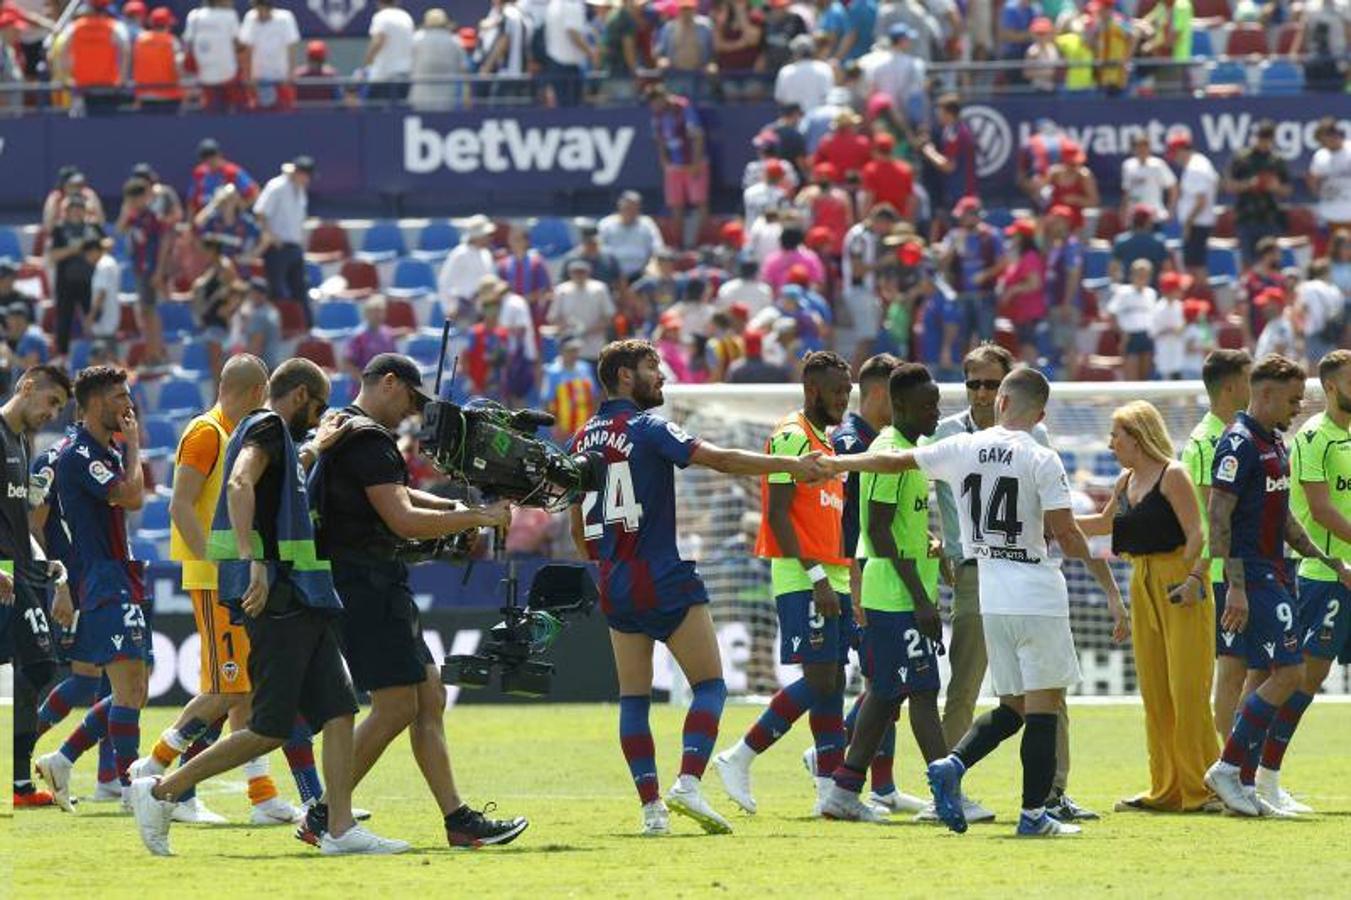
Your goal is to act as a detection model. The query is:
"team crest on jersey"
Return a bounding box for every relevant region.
[222,661,240,683]
[1283,632,1300,652]
[89,460,115,485]
[1215,455,1239,484]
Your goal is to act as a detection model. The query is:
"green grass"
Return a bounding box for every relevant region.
[6,702,1351,898]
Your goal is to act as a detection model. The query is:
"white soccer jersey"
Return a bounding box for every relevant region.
[912,425,1073,617]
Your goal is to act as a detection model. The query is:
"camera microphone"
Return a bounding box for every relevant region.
[510,409,556,429]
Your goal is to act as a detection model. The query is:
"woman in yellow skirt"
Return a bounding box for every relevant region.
[1077,400,1218,812]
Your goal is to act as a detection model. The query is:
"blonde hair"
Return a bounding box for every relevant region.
[1112,400,1174,466]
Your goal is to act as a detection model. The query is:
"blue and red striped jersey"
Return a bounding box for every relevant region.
[1211,411,1291,584]
[54,426,145,611]
[32,430,77,583]
[572,398,703,615]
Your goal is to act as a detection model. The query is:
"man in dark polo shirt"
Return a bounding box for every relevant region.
[313,352,528,849]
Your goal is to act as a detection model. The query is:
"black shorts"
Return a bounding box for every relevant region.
[5,581,56,670]
[1183,225,1211,268]
[332,559,433,693]
[243,580,358,740]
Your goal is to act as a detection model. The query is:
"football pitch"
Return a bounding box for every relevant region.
[5,701,1351,898]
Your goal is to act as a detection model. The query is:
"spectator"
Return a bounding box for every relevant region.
[485,272,538,395]
[1042,204,1083,372]
[184,0,244,113]
[600,0,641,99]
[1141,0,1192,92]
[1167,131,1218,286]
[0,9,24,117]
[1252,287,1297,359]
[1241,235,1284,337]
[654,309,694,381]
[1106,258,1158,380]
[1151,271,1189,380]
[237,276,282,368]
[62,0,129,115]
[829,0,876,62]
[760,224,825,290]
[860,23,926,123]
[42,168,105,234]
[195,183,265,263]
[743,158,793,227]
[998,218,1045,363]
[1082,0,1134,95]
[540,336,598,442]
[758,103,810,176]
[705,309,746,381]
[339,296,399,379]
[116,176,171,364]
[598,190,666,281]
[365,0,415,103]
[1331,228,1351,297]
[813,108,871,180]
[131,8,184,113]
[253,155,314,325]
[188,138,260,215]
[726,328,789,381]
[561,218,623,292]
[47,195,105,358]
[239,0,300,110]
[939,195,1003,347]
[1016,118,1074,204]
[717,256,774,317]
[1290,0,1350,91]
[548,259,616,363]
[464,277,512,398]
[648,84,709,249]
[498,225,553,324]
[795,163,854,256]
[1227,121,1294,262]
[655,0,717,98]
[133,162,184,226]
[544,0,592,106]
[4,303,48,369]
[294,40,341,105]
[747,206,784,263]
[1180,298,1213,379]
[774,34,833,112]
[0,259,35,321]
[838,203,897,363]
[919,93,977,228]
[712,0,763,97]
[998,0,1041,82]
[1021,16,1060,90]
[1308,116,1351,234]
[189,236,243,378]
[85,237,121,356]
[1055,15,1095,92]
[859,132,912,216]
[121,1,147,45]
[478,0,532,101]
[1120,134,1178,226]
[1296,258,1345,366]
[438,214,498,316]
[801,85,854,152]
[762,0,809,71]
[1111,204,1170,284]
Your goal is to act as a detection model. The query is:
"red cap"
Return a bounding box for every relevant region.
[1064,140,1085,165]
[768,0,790,8]
[765,159,786,181]
[897,241,924,267]
[306,39,327,60]
[659,309,683,329]
[952,195,982,217]
[804,228,832,251]
[1047,204,1075,221]
[0,7,22,27]
[1004,218,1037,238]
[122,0,146,18]
[865,92,894,121]
[459,27,477,49]
[1182,298,1211,323]
[744,330,764,355]
[787,262,813,285]
[1030,16,1053,34]
[1158,271,1194,294]
[1166,132,1192,154]
[720,220,745,247]
[1131,202,1155,223]
[873,132,895,152]
[812,162,838,183]
[729,301,750,321]
[1255,287,1287,308]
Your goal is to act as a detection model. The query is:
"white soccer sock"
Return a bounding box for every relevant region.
[1255,766,1280,788]
[676,773,700,791]
[161,727,191,753]
[242,757,270,780]
[728,739,756,765]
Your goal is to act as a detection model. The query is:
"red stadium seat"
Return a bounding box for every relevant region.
[385,298,417,334]
[1275,22,1300,55]
[1213,207,1236,239]
[1217,322,1247,349]
[491,219,513,251]
[994,323,1019,356]
[1096,329,1122,357]
[1193,0,1230,18]
[296,337,337,371]
[306,221,351,264]
[276,299,308,339]
[117,303,139,340]
[1286,206,1318,242]
[338,259,379,297]
[1094,208,1122,241]
[1077,360,1121,381]
[1226,24,1269,56]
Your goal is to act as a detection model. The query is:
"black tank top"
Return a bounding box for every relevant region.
[1111,468,1187,556]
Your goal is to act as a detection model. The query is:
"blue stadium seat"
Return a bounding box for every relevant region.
[404,334,445,368]
[142,416,179,460]
[69,340,92,371]
[119,264,136,294]
[1279,246,1298,270]
[1058,450,1079,474]
[111,233,129,262]
[137,495,172,539]
[156,378,205,415]
[1208,60,1247,90]
[329,373,356,405]
[306,260,324,289]
[355,220,407,264]
[313,300,361,339]
[1082,246,1112,293]
[985,208,1015,230]
[1206,244,1241,287]
[387,258,438,299]
[1091,451,1120,480]
[158,302,195,338]
[413,220,459,262]
[1259,60,1304,95]
[0,225,22,262]
[1190,29,1214,58]
[528,217,574,259]
[132,536,162,562]
[179,340,211,376]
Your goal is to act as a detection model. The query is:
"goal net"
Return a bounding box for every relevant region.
[656,379,1351,699]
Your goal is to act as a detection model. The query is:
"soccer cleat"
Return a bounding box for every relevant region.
[250,796,304,825]
[1255,771,1314,815]
[14,785,55,808]
[869,789,928,815]
[1204,762,1260,817]
[641,800,671,836]
[801,746,817,779]
[1113,797,1157,813]
[129,777,176,856]
[1254,794,1299,819]
[34,752,75,813]
[1017,810,1082,837]
[925,756,967,834]
[1046,792,1099,822]
[296,802,328,846]
[1273,787,1313,815]
[712,749,757,815]
[89,781,125,803]
[821,785,889,823]
[172,796,228,825]
[128,755,166,782]
[667,780,733,835]
[319,825,410,856]
[445,803,529,848]
[915,794,995,824]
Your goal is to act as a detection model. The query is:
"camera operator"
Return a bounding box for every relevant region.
[311,353,528,849]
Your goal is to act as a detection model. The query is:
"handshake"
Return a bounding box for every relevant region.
[785,451,839,484]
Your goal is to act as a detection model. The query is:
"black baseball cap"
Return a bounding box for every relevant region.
[292,155,316,173]
[363,352,432,409]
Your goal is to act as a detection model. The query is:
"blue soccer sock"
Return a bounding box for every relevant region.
[60,696,112,763]
[808,686,846,778]
[177,716,224,804]
[108,705,141,787]
[97,736,118,786]
[679,678,726,780]
[284,717,323,804]
[619,695,659,805]
[872,722,897,796]
[36,673,100,739]
[1259,690,1314,773]
[743,678,816,753]
[1221,692,1277,785]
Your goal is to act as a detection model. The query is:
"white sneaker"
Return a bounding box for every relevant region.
[35,751,75,813]
[121,785,132,814]
[1254,793,1299,818]
[821,785,888,823]
[870,789,928,815]
[251,796,304,825]
[915,794,996,824]
[172,796,228,825]
[129,777,176,856]
[667,779,732,835]
[129,755,166,781]
[641,800,671,836]
[1204,762,1259,817]
[801,746,817,779]
[89,780,125,803]
[319,824,411,856]
[1017,810,1082,837]
[1274,787,1313,815]
[712,748,756,815]
[1255,769,1314,815]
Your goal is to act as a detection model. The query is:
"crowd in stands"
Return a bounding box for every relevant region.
[1,0,1348,114]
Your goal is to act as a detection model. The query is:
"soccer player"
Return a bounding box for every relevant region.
[822,363,947,822]
[0,366,73,808]
[130,359,406,856]
[134,354,314,826]
[1251,349,1351,815]
[570,339,827,836]
[714,351,857,818]
[34,366,150,812]
[1179,348,1253,741]
[827,368,1128,837]
[1203,354,1351,818]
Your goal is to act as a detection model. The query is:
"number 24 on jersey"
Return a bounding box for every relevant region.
[582,461,644,539]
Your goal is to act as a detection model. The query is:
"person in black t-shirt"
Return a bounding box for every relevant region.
[45,195,106,357]
[314,352,529,849]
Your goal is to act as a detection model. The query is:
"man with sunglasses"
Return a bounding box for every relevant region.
[308,353,529,849]
[922,342,1093,824]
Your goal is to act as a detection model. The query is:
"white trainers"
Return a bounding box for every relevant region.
[1204,762,1260,817]
[129,755,166,781]
[89,780,125,803]
[810,776,834,817]
[667,778,733,835]
[172,796,228,825]
[820,784,889,823]
[1255,769,1314,815]
[319,824,411,856]
[870,789,928,815]
[641,800,671,836]
[801,746,817,779]
[130,777,176,856]
[251,796,305,825]
[712,748,757,815]
[915,794,996,824]
[35,751,75,813]
[1017,810,1082,837]
[1273,786,1313,815]
[1254,793,1299,818]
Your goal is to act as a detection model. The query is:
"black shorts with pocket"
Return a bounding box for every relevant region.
[11,581,56,669]
[331,558,433,693]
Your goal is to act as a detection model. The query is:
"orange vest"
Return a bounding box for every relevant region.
[754,411,848,565]
[68,16,121,88]
[133,31,182,100]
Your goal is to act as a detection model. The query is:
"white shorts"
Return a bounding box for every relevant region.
[982,614,1081,697]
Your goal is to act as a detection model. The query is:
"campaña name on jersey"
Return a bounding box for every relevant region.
[404,117,634,186]
[575,426,634,458]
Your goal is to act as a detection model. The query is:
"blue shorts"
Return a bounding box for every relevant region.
[606,597,708,643]
[69,601,152,667]
[1298,577,1351,663]
[861,609,941,700]
[1214,581,1247,659]
[1242,578,1303,670]
[777,589,855,666]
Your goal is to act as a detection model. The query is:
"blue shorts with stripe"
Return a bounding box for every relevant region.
[1298,577,1351,664]
[861,609,941,700]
